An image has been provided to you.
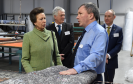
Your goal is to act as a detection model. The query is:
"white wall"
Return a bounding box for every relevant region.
[113,0,133,13]
[3,0,65,13]
[3,0,133,28]
[70,0,129,28]
[70,0,110,25]
[112,0,133,28]
[3,0,65,26]
[4,0,33,13]
[70,0,110,14]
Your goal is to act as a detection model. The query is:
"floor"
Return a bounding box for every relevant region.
[0,48,25,82]
[0,50,133,84]
[113,50,133,84]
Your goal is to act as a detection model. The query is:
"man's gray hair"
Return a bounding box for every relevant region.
[106,9,115,16]
[52,6,65,18]
[79,2,100,21]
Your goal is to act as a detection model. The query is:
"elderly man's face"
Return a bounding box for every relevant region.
[104,11,115,26]
[54,10,65,24]
[76,6,90,28]
[34,13,46,29]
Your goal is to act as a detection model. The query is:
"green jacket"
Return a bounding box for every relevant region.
[21,28,62,73]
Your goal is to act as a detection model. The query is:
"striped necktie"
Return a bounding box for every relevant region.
[73,30,86,57]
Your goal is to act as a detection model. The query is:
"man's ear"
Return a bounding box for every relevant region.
[54,15,56,19]
[114,15,116,19]
[89,13,94,20]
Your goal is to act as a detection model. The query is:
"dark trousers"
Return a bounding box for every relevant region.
[91,74,103,84]
[104,69,115,83]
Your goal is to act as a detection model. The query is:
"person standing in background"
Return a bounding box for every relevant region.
[102,9,123,83]
[46,6,74,68]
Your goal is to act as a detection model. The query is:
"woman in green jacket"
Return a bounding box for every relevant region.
[21,7,62,73]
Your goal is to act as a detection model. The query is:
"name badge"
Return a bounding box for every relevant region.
[79,44,83,48]
[65,31,70,35]
[113,33,119,37]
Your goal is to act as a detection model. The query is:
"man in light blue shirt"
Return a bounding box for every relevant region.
[60,2,108,82]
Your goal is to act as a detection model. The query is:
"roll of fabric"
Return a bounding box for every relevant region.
[123,11,133,51]
[1,65,97,84]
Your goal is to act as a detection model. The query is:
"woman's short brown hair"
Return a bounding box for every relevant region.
[30,7,44,26]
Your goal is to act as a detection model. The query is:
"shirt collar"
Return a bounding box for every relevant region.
[55,22,62,27]
[85,21,97,32]
[105,24,113,28]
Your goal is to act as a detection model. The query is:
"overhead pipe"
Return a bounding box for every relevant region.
[64,0,70,23]
[97,0,101,24]
[53,0,55,9]
[33,0,35,8]
[52,0,55,22]
[110,0,113,9]
[10,0,13,13]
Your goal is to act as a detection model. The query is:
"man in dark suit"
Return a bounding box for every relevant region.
[102,9,123,83]
[46,6,74,68]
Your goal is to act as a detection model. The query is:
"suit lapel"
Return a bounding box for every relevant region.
[52,23,60,39]
[61,23,65,41]
[109,24,116,39]
[51,24,57,33]
[103,24,115,39]
[103,24,106,29]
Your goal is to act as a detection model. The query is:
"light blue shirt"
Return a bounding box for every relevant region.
[74,21,108,74]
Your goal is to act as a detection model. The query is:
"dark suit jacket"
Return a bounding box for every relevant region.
[102,24,123,69]
[46,22,74,68]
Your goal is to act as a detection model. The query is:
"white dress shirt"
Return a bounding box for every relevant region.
[55,22,62,31]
